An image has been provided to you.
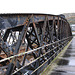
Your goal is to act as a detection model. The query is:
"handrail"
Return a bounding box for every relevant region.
[0,36,72,63]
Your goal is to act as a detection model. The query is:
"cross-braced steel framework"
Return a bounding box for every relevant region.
[0,14,72,75]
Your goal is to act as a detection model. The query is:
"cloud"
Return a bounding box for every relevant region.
[0,0,75,15]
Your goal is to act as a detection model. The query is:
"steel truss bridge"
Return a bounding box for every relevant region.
[0,14,72,75]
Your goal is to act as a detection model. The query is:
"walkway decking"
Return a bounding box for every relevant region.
[49,37,75,75]
[41,37,75,75]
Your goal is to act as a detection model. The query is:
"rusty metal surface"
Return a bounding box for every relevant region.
[0,14,69,29]
[0,14,72,75]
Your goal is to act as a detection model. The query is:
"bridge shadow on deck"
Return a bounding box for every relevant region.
[50,37,75,75]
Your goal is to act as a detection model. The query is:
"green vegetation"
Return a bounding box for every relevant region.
[64,13,75,24]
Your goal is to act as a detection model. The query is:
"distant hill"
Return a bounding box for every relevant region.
[63,13,75,24]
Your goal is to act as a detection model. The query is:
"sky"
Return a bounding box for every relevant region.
[0,0,75,15]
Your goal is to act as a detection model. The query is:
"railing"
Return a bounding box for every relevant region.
[0,14,72,75]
